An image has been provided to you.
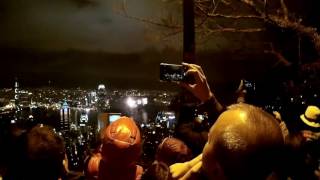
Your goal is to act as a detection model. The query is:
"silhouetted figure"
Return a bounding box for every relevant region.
[155,137,192,166]
[283,105,320,180]
[176,63,225,155]
[5,124,66,180]
[141,161,171,180]
[84,152,101,180]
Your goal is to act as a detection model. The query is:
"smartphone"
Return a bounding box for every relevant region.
[160,63,186,82]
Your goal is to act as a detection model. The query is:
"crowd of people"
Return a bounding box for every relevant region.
[0,63,319,180]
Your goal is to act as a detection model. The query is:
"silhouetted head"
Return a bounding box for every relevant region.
[24,124,65,180]
[141,161,170,180]
[156,137,192,166]
[85,152,102,179]
[202,103,284,180]
[101,116,141,167]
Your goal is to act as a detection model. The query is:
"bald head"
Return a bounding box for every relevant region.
[202,103,284,179]
[101,117,141,166]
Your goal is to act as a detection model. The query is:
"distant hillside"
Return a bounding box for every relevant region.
[0,47,284,91]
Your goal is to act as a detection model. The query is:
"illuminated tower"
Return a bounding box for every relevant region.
[14,79,20,110]
[60,100,71,134]
[97,84,107,112]
[97,84,111,131]
[12,78,21,123]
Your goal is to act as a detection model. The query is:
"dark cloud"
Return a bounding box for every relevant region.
[69,0,99,8]
[0,0,179,52]
[99,17,113,24]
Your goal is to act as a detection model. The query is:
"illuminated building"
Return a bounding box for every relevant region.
[60,100,70,133]
[126,96,148,123]
[87,91,97,106]
[14,80,19,107]
[19,90,32,108]
[79,110,89,127]
[12,79,20,123]
[97,84,111,130]
[156,111,176,129]
[97,84,108,112]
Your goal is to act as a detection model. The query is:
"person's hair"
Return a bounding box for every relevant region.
[24,124,65,180]
[156,137,192,166]
[208,103,284,179]
[141,161,170,180]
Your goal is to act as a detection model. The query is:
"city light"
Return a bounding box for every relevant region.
[126,97,137,108]
[126,97,148,108]
[137,99,142,105]
[98,84,106,90]
[0,83,179,171]
[142,98,148,105]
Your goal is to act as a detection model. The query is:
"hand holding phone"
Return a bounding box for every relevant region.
[180,63,213,102]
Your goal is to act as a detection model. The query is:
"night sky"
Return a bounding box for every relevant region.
[0,0,184,89]
[0,0,319,90]
[0,0,179,52]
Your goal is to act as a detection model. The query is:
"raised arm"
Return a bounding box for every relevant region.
[180,63,225,118]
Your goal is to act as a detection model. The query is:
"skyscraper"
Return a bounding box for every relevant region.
[60,100,70,134]
[97,84,108,112]
[12,78,20,123]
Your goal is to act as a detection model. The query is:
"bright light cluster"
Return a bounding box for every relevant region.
[126,97,148,108]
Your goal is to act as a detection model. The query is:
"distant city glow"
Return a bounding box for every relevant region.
[126,97,148,108]
[0,84,179,170]
[98,84,106,90]
[142,98,148,105]
[137,99,142,105]
[126,97,137,108]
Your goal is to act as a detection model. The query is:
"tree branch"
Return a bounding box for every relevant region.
[207,13,263,19]
[264,0,268,16]
[239,0,265,16]
[125,15,182,29]
[280,0,289,21]
[239,0,320,55]
[264,43,291,67]
[266,15,320,54]
[161,30,183,40]
[118,0,181,29]
[207,27,265,33]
